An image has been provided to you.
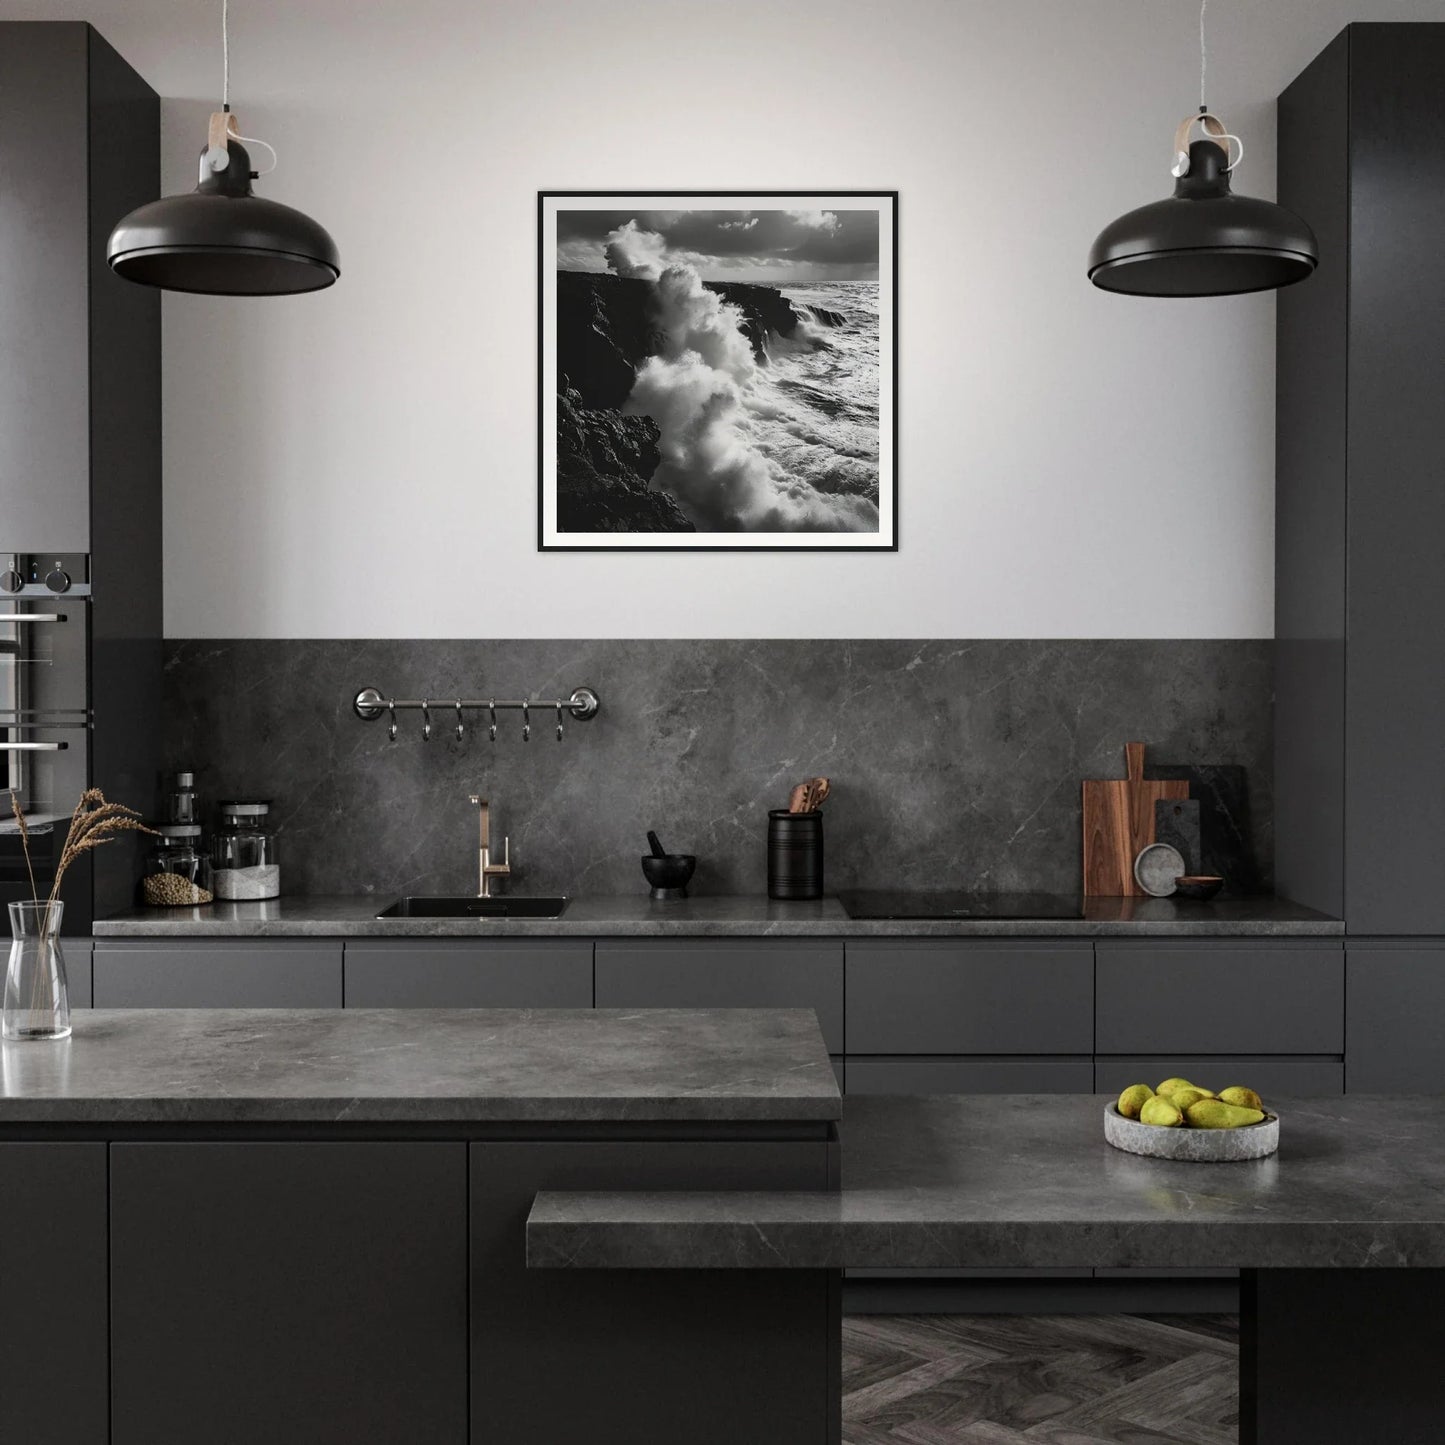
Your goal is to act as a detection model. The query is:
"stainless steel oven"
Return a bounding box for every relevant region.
[0,554,93,928]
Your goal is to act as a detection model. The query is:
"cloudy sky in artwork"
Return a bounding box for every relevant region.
[556,207,881,283]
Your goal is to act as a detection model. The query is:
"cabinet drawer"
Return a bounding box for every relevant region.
[1095,942,1343,1054]
[594,942,843,1053]
[845,1058,1094,1095]
[344,941,592,1008]
[93,942,342,1008]
[1346,944,1445,1092]
[65,939,92,1008]
[1094,1056,1344,1097]
[846,942,1092,1055]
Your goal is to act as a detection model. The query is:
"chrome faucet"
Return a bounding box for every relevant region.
[467,795,511,897]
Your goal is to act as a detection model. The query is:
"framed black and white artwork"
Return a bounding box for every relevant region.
[539,191,897,550]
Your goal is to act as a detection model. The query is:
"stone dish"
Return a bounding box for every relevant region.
[1133,842,1185,897]
[1104,1103,1280,1161]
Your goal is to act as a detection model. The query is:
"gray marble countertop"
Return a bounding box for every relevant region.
[528,1093,1445,1270]
[0,1008,840,1125]
[92,893,1343,938]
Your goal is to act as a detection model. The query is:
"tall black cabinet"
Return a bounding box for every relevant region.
[1276,23,1445,935]
[0,23,161,927]
[1277,23,1445,1089]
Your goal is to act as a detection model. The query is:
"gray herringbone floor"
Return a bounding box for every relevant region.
[843,1313,1239,1444]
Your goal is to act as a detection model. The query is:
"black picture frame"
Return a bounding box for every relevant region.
[538,190,899,552]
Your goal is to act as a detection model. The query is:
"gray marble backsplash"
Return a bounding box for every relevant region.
[160,640,1273,900]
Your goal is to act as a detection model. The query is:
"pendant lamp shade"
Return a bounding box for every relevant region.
[1089,138,1316,297]
[107,137,339,296]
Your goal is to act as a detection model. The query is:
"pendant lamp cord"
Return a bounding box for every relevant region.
[222,0,230,111]
[1199,0,1207,111]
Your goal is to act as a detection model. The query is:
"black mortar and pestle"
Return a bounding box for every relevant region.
[642,830,696,901]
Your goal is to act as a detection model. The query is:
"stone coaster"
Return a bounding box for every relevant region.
[1104,1103,1280,1161]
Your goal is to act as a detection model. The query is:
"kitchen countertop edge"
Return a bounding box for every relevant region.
[91,894,1345,938]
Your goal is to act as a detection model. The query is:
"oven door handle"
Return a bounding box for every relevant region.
[0,741,67,751]
[0,613,66,623]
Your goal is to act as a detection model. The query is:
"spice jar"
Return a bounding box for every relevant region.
[211,800,281,901]
[141,825,214,907]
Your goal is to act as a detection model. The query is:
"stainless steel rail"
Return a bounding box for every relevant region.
[353,685,600,743]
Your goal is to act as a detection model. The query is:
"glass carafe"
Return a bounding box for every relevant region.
[4,901,71,1041]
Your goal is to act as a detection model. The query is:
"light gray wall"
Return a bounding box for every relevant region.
[4,0,1442,639]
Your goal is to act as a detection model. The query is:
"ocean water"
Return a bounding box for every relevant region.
[758,281,882,523]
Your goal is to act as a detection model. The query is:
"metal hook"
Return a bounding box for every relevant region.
[488,701,497,743]
[556,702,564,742]
[521,702,530,743]
[455,700,465,741]
[421,700,432,742]
[387,699,398,743]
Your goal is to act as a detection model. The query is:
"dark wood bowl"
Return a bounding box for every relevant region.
[1173,875,1224,901]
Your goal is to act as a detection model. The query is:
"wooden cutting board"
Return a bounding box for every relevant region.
[1082,742,1189,896]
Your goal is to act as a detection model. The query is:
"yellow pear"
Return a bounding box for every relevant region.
[1140,1096,1185,1127]
[1218,1086,1264,1112]
[1156,1077,1196,1096]
[1167,1086,1212,1111]
[1117,1084,1154,1119]
[1185,1099,1266,1129]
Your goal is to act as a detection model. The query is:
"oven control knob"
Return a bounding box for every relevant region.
[0,569,21,594]
[44,568,71,594]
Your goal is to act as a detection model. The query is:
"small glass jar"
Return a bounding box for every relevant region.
[141,825,214,907]
[211,800,281,901]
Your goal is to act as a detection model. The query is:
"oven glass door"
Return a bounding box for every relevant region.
[0,600,90,926]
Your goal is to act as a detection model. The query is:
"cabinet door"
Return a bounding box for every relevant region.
[846,941,1093,1055]
[1095,942,1343,1055]
[1094,1056,1344,1098]
[1347,944,1445,1092]
[846,1058,1094,1095]
[65,939,92,1008]
[0,1143,107,1444]
[595,941,843,1053]
[94,940,343,1007]
[471,1139,834,1445]
[344,940,592,1008]
[110,1142,467,1445]
[0,23,90,549]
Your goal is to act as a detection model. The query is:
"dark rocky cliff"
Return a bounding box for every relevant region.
[556,386,692,533]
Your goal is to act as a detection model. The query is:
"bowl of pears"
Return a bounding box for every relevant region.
[1105,1077,1279,1161]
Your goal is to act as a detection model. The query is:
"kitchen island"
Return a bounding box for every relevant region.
[0,1007,841,1445]
[533,1093,1445,1445]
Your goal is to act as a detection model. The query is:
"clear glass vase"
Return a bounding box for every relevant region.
[4,901,71,1042]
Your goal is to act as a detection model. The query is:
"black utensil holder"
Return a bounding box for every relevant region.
[768,810,824,900]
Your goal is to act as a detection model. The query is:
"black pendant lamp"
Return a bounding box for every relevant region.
[107,1,338,296]
[1088,1,1316,297]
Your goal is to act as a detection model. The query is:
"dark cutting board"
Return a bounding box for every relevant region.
[1082,743,1190,897]
[1146,763,1262,895]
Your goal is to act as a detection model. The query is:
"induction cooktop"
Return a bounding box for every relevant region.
[837,890,1085,920]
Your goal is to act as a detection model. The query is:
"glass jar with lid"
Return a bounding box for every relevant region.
[162,770,200,826]
[211,800,281,901]
[141,825,214,907]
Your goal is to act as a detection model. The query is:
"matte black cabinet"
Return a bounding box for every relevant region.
[1095,942,1343,1056]
[110,1143,468,1445]
[94,940,343,1007]
[1277,24,1445,935]
[595,940,844,1053]
[1346,944,1445,1092]
[344,939,592,1007]
[0,1143,108,1445]
[846,941,1093,1056]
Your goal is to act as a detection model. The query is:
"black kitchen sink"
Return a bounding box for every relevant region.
[376,896,569,919]
[838,890,1084,920]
